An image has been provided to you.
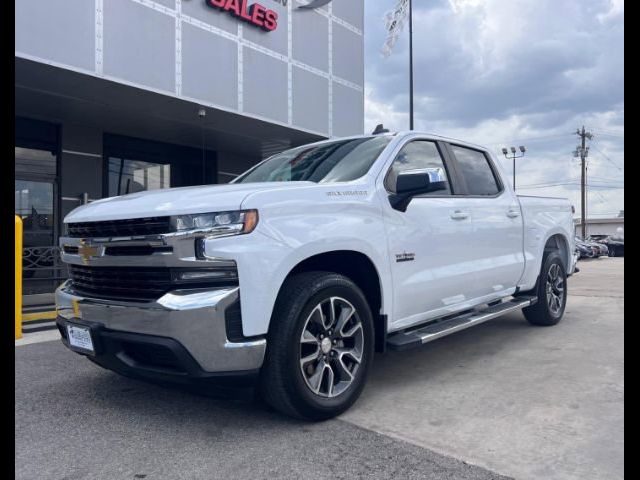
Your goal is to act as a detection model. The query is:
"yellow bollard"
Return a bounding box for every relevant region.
[15,215,23,340]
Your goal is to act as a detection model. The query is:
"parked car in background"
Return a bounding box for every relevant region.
[572,247,580,268]
[575,237,593,259]
[597,243,609,256]
[606,235,624,257]
[575,237,596,259]
[587,235,609,257]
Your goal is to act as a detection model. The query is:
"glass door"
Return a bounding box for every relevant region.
[15,146,62,294]
[15,179,55,248]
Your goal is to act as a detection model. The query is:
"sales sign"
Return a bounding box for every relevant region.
[205,0,278,32]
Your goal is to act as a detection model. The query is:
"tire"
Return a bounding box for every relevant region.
[259,271,375,421]
[522,251,567,326]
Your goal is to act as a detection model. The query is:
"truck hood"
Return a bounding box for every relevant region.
[64,182,314,223]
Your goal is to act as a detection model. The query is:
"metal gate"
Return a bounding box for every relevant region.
[22,246,68,295]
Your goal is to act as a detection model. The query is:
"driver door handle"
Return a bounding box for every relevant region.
[450,210,469,220]
[507,209,521,218]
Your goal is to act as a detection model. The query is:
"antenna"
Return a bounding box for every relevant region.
[372,124,390,135]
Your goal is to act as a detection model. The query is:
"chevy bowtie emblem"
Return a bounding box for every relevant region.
[299,0,333,9]
[78,243,104,264]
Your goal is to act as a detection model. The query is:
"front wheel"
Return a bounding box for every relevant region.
[522,251,567,326]
[259,271,374,421]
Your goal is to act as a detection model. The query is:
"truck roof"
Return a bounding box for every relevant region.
[306,131,491,154]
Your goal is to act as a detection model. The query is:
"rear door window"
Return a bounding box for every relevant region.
[450,145,501,196]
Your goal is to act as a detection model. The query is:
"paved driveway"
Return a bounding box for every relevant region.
[342,257,624,479]
[15,258,623,479]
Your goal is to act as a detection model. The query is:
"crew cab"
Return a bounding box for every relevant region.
[56,131,576,420]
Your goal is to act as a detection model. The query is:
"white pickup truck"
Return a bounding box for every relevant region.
[56,130,576,420]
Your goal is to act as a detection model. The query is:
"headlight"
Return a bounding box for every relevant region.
[171,210,258,237]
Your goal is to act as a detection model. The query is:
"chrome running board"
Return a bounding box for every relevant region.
[386,296,537,351]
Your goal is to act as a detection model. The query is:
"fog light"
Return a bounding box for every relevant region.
[177,270,238,281]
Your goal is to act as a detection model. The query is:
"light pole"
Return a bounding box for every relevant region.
[408,0,414,130]
[502,146,526,191]
[198,106,206,184]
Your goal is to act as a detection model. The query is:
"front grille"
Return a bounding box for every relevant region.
[66,216,172,238]
[68,265,239,302]
[69,265,173,301]
[104,245,173,256]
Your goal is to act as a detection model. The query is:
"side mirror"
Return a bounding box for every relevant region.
[389,168,448,212]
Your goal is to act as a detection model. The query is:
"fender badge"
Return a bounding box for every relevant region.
[395,252,415,262]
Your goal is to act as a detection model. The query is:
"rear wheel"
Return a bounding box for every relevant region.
[259,271,374,421]
[522,251,567,326]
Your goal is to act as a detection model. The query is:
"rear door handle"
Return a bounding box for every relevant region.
[507,209,521,218]
[450,210,469,220]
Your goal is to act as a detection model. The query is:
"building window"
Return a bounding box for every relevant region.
[108,158,171,196]
[103,134,217,198]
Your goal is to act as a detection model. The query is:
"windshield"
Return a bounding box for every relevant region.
[233,136,392,184]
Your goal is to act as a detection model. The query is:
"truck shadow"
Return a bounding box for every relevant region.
[42,311,544,424]
[366,312,542,391]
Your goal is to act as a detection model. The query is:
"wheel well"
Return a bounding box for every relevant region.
[544,234,570,271]
[285,251,386,352]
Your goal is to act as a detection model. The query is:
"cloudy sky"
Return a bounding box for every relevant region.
[363,0,624,219]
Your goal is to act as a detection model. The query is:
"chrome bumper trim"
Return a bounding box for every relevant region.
[59,233,238,268]
[55,281,266,373]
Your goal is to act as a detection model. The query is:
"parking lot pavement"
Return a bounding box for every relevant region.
[16,343,508,480]
[15,258,623,480]
[341,257,624,480]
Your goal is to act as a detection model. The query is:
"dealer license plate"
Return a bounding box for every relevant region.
[66,324,95,353]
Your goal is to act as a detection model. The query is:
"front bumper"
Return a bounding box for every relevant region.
[55,282,266,382]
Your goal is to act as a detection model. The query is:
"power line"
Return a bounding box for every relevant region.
[516,178,626,188]
[589,175,625,182]
[591,131,624,139]
[588,127,624,137]
[518,183,623,190]
[489,133,572,146]
[590,145,623,171]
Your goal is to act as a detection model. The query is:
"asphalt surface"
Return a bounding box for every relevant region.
[341,258,624,480]
[16,342,508,480]
[15,258,623,479]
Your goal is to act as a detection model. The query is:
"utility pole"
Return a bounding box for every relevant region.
[574,126,593,239]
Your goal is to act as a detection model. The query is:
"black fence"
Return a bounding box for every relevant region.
[23,246,68,295]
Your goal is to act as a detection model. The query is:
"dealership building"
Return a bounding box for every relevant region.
[15,0,364,296]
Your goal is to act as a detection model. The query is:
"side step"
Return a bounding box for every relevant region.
[386,296,537,351]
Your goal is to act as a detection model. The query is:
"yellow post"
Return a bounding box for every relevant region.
[15,215,23,340]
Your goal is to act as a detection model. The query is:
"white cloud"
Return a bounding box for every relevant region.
[598,0,624,22]
[364,0,624,219]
